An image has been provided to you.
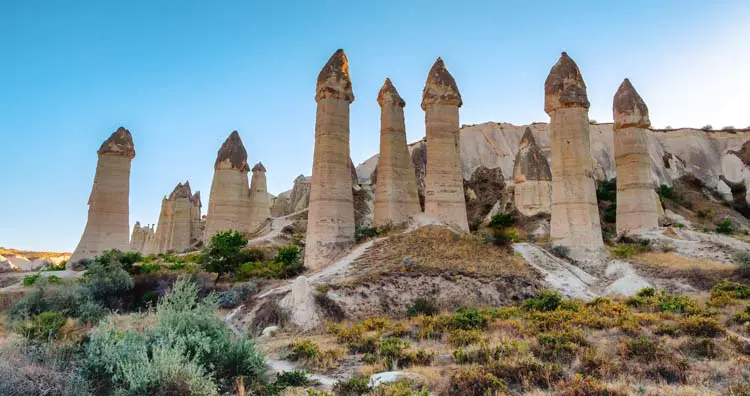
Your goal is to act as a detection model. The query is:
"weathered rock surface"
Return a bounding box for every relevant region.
[151,181,202,253]
[513,127,552,216]
[373,78,421,226]
[70,127,135,265]
[248,163,272,233]
[421,58,468,231]
[464,166,506,222]
[545,53,603,249]
[278,276,321,331]
[129,221,154,253]
[613,79,661,232]
[305,49,356,269]
[204,131,252,241]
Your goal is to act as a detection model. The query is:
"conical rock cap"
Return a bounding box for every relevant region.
[544,52,589,114]
[377,78,405,107]
[215,131,249,171]
[316,49,354,102]
[613,78,650,130]
[421,57,462,110]
[98,127,135,158]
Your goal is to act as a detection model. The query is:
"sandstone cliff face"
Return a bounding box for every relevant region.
[464,166,506,222]
[204,131,252,241]
[70,127,135,264]
[513,127,552,216]
[248,163,272,233]
[150,181,202,253]
[129,221,154,253]
[305,49,356,270]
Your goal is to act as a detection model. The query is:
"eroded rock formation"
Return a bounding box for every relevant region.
[613,79,661,232]
[129,221,155,253]
[373,78,421,226]
[152,181,202,253]
[513,127,552,216]
[70,127,135,264]
[305,49,356,269]
[248,163,272,232]
[545,53,603,249]
[204,131,251,241]
[421,58,469,231]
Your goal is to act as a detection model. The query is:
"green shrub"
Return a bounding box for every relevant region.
[717,220,734,234]
[678,316,724,337]
[447,366,507,396]
[596,179,617,202]
[550,245,570,259]
[14,311,67,340]
[22,274,41,286]
[355,225,379,243]
[217,281,259,309]
[201,230,248,282]
[371,379,430,396]
[333,376,371,396]
[447,329,483,347]
[522,290,564,312]
[289,340,320,360]
[489,213,516,229]
[379,337,410,369]
[448,308,490,330]
[274,370,309,388]
[734,251,750,273]
[405,297,439,317]
[8,281,97,323]
[711,281,750,299]
[83,254,134,304]
[131,262,162,274]
[43,261,67,271]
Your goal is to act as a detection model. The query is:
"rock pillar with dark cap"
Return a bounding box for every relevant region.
[421,58,469,231]
[248,162,272,233]
[204,131,251,241]
[305,49,356,269]
[513,127,552,216]
[613,79,661,232]
[544,52,603,249]
[374,78,421,227]
[70,127,135,264]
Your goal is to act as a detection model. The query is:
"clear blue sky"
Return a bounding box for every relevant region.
[1,1,748,252]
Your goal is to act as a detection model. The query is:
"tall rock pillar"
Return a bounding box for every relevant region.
[70,127,135,264]
[204,131,251,241]
[613,79,660,232]
[544,52,603,249]
[153,181,202,253]
[248,162,272,233]
[305,49,356,270]
[513,127,552,216]
[374,78,421,227]
[421,58,469,231]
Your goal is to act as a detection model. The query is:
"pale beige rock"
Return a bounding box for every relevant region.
[204,131,252,241]
[288,175,312,213]
[305,49,356,269]
[152,181,202,253]
[613,79,661,232]
[421,58,469,231]
[513,128,552,216]
[70,127,135,264]
[248,163,272,232]
[374,78,421,227]
[545,53,603,249]
[278,276,322,331]
[129,221,155,253]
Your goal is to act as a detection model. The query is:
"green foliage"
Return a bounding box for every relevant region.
[488,213,516,229]
[716,220,734,234]
[678,316,724,338]
[447,366,507,396]
[735,251,750,271]
[603,204,617,223]
[276,245,301,267]
[130,262,162,275]
[379,337,410,367]
[611,243,648,258]
[711,281,750,299]
[371,379,430,396]
[448,308,490,330]
[522,290,565,312]
[14,311,67,340]
[596,179,617,202]
[201,230,248,281]
[217,281,259,309]
[272,370,310,390]
[550,245,570,259]
[43,261,67,271]
[22,274,41,286]
[84,253,134,304]
[236,245,305,280]
[658,184,693,209]
[355,225,380,243]
[95,249,144,274]
[289,339,320,360]
[447,329,483,347]
[405,297,439,317]
[333,376,371,396]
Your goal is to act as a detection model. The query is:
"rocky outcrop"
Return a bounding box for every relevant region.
[373,78,421,227]
[513,128,552,216]
[70,127,135,265]
[545,53,603,250]
[248,163,272,233]
[287,175,312,214]
[305,49,356,270]
[464,166,506,222]
[613,79,661,232]
[204,131,251,241]
[151,181,202,254]
[421,58,468,231]
[129,221,154,253]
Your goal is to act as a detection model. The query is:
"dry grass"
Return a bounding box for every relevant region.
[352,226,534,279]
[631,251,737,291]
[0,248,70,259]
[635,252,732,272]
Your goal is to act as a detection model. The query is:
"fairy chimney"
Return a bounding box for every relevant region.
[70,127,135,265]
[129,221,155,253]
[304,49,356,269]
[248,162,272,233]
[421,58,469,231]
[152,181,202,253]
[513,127,552,216]
[204,131,252,241]
[374,78,421,226]
[544,52,603,249]
[613,79,660,232]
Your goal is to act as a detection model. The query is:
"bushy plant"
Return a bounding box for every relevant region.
[217,281,259,309]
[488,213,516,229]
[14,311,67,340]
[355,225,379,243]
[201,230,248,283]
[716,220,734,234]
[550,245,570,259]
[522,290,564,312]
[448,308,490,330]
[333,376,371,396]
[0,340,92,396]
[83,253,134,305]
[446,366,507,396]
[405,297,439,317]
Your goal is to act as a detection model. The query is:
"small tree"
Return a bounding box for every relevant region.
[202,231,248,283]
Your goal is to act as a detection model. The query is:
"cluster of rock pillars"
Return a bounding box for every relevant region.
[68,50,662,269]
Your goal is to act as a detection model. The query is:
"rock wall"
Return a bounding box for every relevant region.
[129,221,154,253]
[513,127,552,216]
[248,163,272,232]
[70,127,135,264]
[150,181,202,253]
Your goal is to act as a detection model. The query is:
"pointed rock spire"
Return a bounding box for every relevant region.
[169,181,193,199]
[316,49,354,103]
[544,52,589,114]
[214,131,248,171]
[98,126,136,158]
[252,162,266,173]
[513,128,552,183]
[377,78,405,107]
[421,57,462,110]
[519,126,538,149]
[613,78,650,130]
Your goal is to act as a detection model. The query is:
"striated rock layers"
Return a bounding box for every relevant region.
[513,127,552,216]
[544,53,603,249]
[305,49,356,269]
[70,127,135,264]
[421,58,469,231]
[613,79,661,232]
[373,78,421,226]
[248,163,272,232]
[129,221,154,254]
[152,181,202,253]
[204,131,252,241]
